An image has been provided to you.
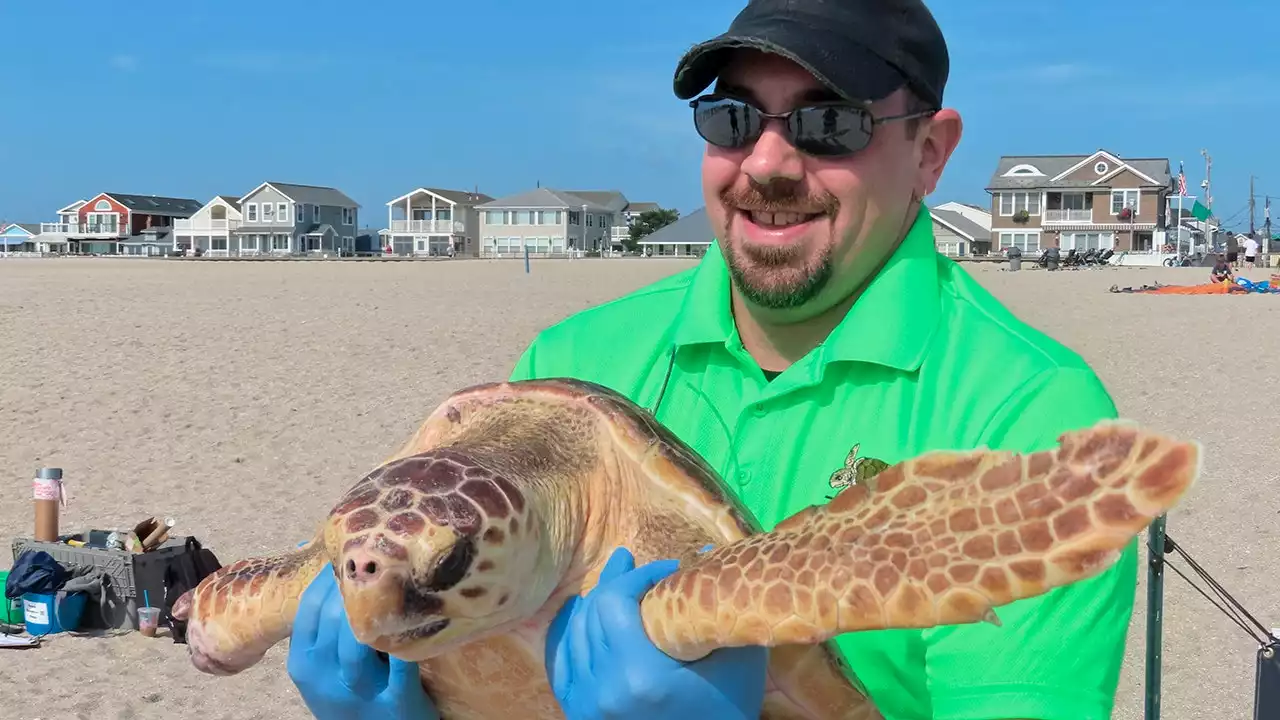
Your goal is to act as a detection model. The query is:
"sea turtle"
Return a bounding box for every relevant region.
[172,377,1199,719]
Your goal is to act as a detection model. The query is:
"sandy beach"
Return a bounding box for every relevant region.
[1,255,1276,720]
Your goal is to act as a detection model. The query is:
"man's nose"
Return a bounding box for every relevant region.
[739,120,804,185]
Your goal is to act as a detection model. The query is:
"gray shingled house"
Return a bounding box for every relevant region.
[232,181,361,255]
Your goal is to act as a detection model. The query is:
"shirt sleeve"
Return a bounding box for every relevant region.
[922,367,1139,720]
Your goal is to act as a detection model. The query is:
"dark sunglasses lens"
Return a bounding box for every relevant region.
[790,106,873,156]
[693,97,760,148]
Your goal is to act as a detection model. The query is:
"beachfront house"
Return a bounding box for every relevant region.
[930,204,991,258]
[985,150,1171,259]
[476,188,614,257]
[232,182,360,255]
[172,196,243,256]
[561,190,636,255]
[636,207,712,257]
[38,192,203,255]
[614,201,662,251]
[382,187,494,257]
[1,223,40,255]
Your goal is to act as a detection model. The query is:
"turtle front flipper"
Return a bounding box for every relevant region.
[172,540,328,676]
[639,421,1200,662]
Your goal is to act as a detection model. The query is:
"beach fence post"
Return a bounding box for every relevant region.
[524,244,530,274]
[1144,514,1168,720]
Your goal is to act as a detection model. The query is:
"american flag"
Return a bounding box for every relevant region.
[1178,162,1188,196]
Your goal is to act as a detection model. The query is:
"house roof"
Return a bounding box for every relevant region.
[422,187,495,205]
[104,193,204,217]
[625,201,662,214]
[986,151,1171,191]
[6,223,41,236]
[388,187,496,206]
[562,190,629,212]
[477,187,612,212]
[637,207,712,245]
[248,182,359,208]
[216,195,243,211]
[930,208,988,242]
[302,223,336,236]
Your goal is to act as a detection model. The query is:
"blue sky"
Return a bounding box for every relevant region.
[2,0,1276,232]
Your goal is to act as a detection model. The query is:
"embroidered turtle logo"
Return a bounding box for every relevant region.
[828,444,890,491]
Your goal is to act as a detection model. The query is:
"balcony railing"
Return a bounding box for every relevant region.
[39,222,125,237]
[1043,209,1093,223]
[389,219,465,234]
[173,218,242,232]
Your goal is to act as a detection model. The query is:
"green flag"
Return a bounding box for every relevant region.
[1191,200,1212,222]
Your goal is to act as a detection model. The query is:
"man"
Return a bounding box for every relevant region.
[288,1,1138,718]
[1211,254,1234,284]
[1243,234,1260,268]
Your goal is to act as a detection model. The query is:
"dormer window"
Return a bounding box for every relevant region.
[1003,163,1044,177]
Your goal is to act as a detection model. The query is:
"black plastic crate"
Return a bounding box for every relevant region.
[11,535,194,631]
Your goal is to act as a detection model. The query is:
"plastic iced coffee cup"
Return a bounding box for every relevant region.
[138,607,160,637]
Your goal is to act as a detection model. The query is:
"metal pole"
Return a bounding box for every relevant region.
[1145,514,1168,720]
[524,243,530,274]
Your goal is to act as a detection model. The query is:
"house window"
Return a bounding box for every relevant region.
[211,237,228,251]
[1062,232,1114,251]
[1095,161,1109,175]
[247,204,258,222]
[342,208,354,225]
[568,211,580,225]
[586,214,593,227]
[261,203,275,222]
[241,235,258,252]
[311,204,320,222]
[936,241,966,257]
[94,199,112,211]
[272,234,290,251]
[998,192,1040,216]
[1111,190,1139,216]
[295,204,304,223]
[278,203,289,222]
[998,231,1040,253]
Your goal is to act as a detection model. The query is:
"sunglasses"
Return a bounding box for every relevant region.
[689,94,936,157]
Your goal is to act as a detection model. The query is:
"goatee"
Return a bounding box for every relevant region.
[718,181,839,309]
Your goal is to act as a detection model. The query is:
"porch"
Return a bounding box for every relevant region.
[384,188,464,256]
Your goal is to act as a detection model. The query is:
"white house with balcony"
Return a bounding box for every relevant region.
[172,195,243,256]
[382,187,494,257]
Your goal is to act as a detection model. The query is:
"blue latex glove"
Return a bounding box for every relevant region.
[287,563,439,720]
[545,546,769,719]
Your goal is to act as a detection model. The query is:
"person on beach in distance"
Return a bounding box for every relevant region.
[286,1,1138,718]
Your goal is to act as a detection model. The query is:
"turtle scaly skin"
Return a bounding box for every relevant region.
[173,378,1200,719]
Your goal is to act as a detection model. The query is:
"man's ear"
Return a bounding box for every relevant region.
[917,109,963,196]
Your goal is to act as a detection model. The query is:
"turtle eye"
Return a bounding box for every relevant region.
[427,536,476,592]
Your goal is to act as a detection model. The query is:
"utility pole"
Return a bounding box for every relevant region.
[1249,175,1256,236]
[1200,149,1214,250]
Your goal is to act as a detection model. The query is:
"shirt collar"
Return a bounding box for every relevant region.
[671,205,942,372]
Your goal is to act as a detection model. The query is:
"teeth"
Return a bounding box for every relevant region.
[748,211,814,227]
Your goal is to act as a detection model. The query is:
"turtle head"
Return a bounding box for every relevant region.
[325,452,548,661]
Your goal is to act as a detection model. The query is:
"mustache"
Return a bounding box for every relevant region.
[720,182,840,215]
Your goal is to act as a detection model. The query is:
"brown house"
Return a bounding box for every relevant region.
[984,150,1171,256]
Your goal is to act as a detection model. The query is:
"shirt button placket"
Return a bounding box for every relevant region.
[733,400,769,487]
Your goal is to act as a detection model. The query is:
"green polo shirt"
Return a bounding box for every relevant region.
[508,206,1136,720]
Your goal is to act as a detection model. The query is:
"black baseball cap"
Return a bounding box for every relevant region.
[672,0,950,109]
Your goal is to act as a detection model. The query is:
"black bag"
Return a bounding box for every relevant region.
[156,537,223,644]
